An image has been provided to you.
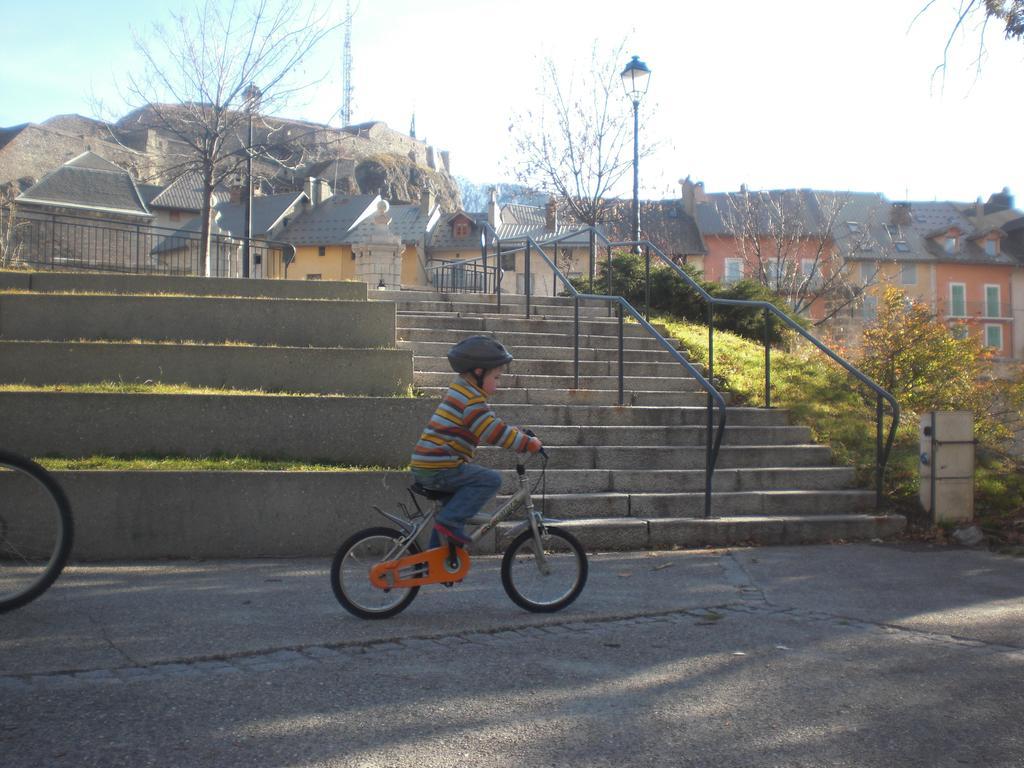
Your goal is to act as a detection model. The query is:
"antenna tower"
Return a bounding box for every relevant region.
[341,1,353,126]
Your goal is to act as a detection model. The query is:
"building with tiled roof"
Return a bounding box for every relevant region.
[16,151,151,218]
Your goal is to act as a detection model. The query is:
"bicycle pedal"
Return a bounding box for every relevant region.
[442,581,455,588]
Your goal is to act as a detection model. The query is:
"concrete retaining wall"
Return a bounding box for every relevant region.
[0,294,396,348]
[0,342,412,395]
[0,270,368,300]
[0,392,437,466]
[0,470,418,559]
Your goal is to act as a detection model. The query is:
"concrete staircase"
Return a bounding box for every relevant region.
[385,288,906,549]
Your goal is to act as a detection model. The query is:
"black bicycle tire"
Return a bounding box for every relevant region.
[330,527,420,620]
[500,526,588,613]
[0,449,75,614]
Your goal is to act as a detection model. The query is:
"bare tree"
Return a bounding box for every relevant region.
[117,0,344,274]
[719,189,891,325]
[913,0,1024,81]
[508,41,655,228]
[0,188,28,268]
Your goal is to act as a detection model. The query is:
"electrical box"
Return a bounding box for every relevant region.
[919,411,974,524]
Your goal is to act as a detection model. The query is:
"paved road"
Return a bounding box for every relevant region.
[2,544,1022,767]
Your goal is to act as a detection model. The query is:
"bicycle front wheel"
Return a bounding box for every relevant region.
[501,526,587,613]
[330,527,420,620]
[0,450,74,613]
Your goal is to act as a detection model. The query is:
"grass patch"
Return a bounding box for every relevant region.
[656,316,920,496]
[0,381,417,398]
[35,454,403,472]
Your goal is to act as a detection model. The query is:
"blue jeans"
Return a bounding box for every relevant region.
[412,463,501,546]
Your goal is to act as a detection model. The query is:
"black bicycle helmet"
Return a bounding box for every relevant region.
[447,335,514,373]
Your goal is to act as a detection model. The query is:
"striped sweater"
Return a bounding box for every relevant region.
[410,375,530,471]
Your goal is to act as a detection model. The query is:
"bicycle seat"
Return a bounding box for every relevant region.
[410,483,454,502]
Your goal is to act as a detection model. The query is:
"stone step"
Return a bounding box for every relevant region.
[492,466,855,493]
[493,489,875,519]
[414,370,704,394]
[0,270,368,300]
[494,515,906,552]
[15,468,902,559]
[381,299,611,318]
[504,424,814,447]
[399,327,686,354]
[400,339,678,364]
[0,340,412,396]
[475,444,832,469]
[412,354,700,380]
[396,313,669,338]
[378,289,586,308]
[493,403,790,427]
[417,387,719,407]
[0,293,396,348]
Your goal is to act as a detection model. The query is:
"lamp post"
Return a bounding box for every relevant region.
[620,55,650,253]
[242,83,261,278]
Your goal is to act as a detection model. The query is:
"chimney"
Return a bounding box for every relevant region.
[487,187,500,228]
[420,185,435,218]
[304,177,317,206]
[890,202,912,226]
[695,181,706,204]
[680,176,696,217]
[976,196,985,219]
[545,198,558,232]
[229,184,244,204]
[316,179,332,205]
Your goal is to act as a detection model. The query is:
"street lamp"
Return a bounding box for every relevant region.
[620,55,650,252]
[242,83,262,278]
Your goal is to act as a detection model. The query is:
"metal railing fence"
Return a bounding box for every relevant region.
[0,208,292,279]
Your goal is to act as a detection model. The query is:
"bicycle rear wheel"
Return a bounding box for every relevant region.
[331,527,420,620]
[501,526,587,613]
[0,450,74,613]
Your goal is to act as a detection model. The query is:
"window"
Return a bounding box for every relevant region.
[765,261,783,287]
[950,323,969,340]
[801,259,821,287]
[985,324,1003,351]
[500,252,516,271]
[985,285,1000,317]
[305,273,322,280]
[862,294,877,321]
[949,283,966,317]
[860,262,876,285]
[894,241,911,253]
[454,221,470,238]
[723,258,743,284]
[985,239,998,257]
[846,221,861,233]
[944,236,957,254]
[318,246,326,257]
[900,263,917,285]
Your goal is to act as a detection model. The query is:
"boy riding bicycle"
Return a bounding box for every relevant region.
[410,336,543,548]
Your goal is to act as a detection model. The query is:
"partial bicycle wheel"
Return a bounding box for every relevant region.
[330,527,420,620]
[0,450,74,613]
[501,526,588,613]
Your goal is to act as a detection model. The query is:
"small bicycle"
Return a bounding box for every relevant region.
[330,450,588,619]
[0,449,74,613]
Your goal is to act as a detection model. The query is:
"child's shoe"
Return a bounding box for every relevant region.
[433,522,472,547]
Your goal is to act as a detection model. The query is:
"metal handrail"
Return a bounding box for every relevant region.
[492,230,728,519]
[542,225,901,506]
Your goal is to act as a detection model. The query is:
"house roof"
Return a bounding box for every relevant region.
[213,192,307,238]
[428,211,490,251]
[347,202,434,245]
[598,199,705,256]
[149,171,230,212]
[907,202,1018,265]
[277,194,379,246]
[15,151,151,217]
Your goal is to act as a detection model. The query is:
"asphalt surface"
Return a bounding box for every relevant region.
[2,543,1023,767]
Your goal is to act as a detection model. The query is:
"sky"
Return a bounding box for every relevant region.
[1,0,1022,203]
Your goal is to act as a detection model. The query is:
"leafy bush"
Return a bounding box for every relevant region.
[569,250,801,345]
